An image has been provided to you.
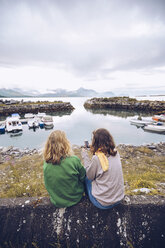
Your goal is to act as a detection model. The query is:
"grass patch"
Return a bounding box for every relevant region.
[0,146,165,198]
[0,154,48,198]
[122,149,165,195]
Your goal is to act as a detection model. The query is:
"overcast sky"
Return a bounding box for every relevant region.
[0,0,165,93]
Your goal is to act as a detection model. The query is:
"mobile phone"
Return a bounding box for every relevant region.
[84,140,89,148]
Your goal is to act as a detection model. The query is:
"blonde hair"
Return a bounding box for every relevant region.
[44,130,72,164]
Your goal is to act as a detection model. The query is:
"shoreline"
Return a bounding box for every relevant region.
[0,141,165,161]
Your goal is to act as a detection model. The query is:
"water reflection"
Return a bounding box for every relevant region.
[10,132,23,137]
[48,110,74,117]
[143,128,165,135]
[85,108,152,118]
[0,110,73,122]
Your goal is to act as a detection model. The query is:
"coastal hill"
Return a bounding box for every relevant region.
[0,87,114,98]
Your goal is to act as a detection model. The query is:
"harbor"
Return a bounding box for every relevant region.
[0,97,165,149]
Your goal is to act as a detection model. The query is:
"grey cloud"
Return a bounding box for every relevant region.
[0,0,165,80]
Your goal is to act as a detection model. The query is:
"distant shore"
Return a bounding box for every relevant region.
[0,100,74,116]
[84,96,165,113]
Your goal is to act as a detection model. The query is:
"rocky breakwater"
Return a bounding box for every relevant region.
[0,100,74,116]
[84,97,165,113]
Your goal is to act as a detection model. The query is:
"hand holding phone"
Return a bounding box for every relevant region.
[84,141,90,148]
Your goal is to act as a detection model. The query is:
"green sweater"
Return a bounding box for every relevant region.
[43,156,86,208]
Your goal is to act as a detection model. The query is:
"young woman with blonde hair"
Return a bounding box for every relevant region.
[43,130,86,208]
[81,128,124,209]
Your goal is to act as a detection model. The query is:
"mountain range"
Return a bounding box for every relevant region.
[0,87,114,98]
[0,87,164,98]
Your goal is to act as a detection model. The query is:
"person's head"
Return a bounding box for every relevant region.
[44,130,71,164]
[91,128,117,156]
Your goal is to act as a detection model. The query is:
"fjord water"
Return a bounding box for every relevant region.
[0,96,165,149]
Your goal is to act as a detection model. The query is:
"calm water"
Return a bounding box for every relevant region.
[0,96,165,149]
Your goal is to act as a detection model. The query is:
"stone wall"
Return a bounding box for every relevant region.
[0,195,165,248]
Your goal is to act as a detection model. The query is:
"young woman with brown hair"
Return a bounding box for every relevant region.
[43,130,86,208]
[81,128,124,209]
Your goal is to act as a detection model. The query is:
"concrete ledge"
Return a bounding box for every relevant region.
[0,195,165,248]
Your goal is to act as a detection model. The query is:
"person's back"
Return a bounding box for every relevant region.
[81,128,124,209]
[83,152,124,206]
[43,130,86,208]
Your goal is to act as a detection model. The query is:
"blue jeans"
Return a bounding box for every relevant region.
[85,177,120,210]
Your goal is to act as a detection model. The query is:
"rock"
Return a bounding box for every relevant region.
[0,146,43,163]
[2,146,13,153]
[133,188,151,194]
[84,97,165,113]
[148,145,157,150]
[0,101,75,116]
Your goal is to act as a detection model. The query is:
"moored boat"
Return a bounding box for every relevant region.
[143,122,165,133]
[24,113,35,119]
[28,119,39,129]
[152,114,165,122]
[6,117,23,133]
[130,117,154,127]
[42,115,54,129]
[36,112,46,118]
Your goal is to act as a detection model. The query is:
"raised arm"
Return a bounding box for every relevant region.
[81,149,98,181]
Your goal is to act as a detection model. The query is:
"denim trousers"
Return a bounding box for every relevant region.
[85,177,120,210]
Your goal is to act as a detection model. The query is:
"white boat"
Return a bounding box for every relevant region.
[130,117,154,127]
[143,123,165,133]
[36,112,46,118]
[6,117,23,133]
[24,113,35,119]
[28,118,39,129]
[152,114,165,122]
[42,115,54,129]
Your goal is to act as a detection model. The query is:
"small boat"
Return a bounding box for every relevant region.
[0,123,5,134]
[143,122,165,133]
[152,114,165,122]
[159,114,165,122]
[24,113,35,119]
[6,117,23,133]
[42,115,54,129]
[36,112,46,118]
[130,117,154,127]
[28,119,39,129]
